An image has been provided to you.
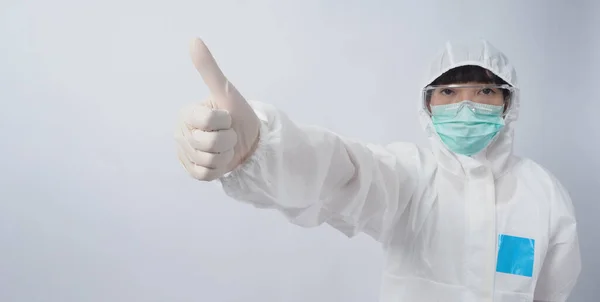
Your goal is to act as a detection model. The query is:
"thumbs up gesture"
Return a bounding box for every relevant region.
[176,38,261,181]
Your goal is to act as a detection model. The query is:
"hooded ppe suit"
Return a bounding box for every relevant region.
[217,40,581,302]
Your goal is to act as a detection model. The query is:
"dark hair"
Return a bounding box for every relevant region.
[429,65,509,86]
[426,65,511,101]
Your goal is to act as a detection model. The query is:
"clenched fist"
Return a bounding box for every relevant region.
[176,38,261,181]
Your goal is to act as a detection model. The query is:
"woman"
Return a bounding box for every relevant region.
[176,38,581,302]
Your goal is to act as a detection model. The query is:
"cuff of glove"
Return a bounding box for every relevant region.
[217,101,277,199]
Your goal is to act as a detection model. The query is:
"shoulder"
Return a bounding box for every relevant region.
[383,142,435,163]
[384,141,426,155]
[514,158,577,219]
[514,158,566,191]
[379,142,437,178]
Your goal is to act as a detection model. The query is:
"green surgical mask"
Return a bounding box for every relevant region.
[431,101,505,156]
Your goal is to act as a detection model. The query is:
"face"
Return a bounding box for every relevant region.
[428,82,506,107]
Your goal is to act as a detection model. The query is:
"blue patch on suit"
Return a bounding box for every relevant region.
[496,234,535,277]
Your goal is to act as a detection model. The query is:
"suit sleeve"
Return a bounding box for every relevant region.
[219,101,421,242]
[533,180,582,302]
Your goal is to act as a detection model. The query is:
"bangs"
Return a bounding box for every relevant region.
[429,65,509,86]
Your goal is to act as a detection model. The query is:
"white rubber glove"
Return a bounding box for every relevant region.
[176,38,261,181]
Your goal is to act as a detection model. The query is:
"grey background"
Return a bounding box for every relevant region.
[1,0,598,301]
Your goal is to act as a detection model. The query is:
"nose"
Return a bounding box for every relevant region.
[457,89,475,102]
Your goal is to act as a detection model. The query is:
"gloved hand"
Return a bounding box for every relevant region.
[176,38,261,181]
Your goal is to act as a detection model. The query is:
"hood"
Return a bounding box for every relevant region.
[418,40,521,178]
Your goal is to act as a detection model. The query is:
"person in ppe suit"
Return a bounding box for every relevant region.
[176,39,581,302]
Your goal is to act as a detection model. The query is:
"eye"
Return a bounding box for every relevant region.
[480,88,496,95]
[440,88,455,96]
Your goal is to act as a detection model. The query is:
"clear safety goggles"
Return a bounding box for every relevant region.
[429,100,505,118]
[422,84,516,117]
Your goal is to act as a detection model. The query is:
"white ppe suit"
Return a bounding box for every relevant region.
[217,40,581,302]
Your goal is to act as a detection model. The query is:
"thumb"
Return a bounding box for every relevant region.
[189,38,246,109]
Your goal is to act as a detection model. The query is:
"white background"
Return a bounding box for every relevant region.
[1,0,598,301]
